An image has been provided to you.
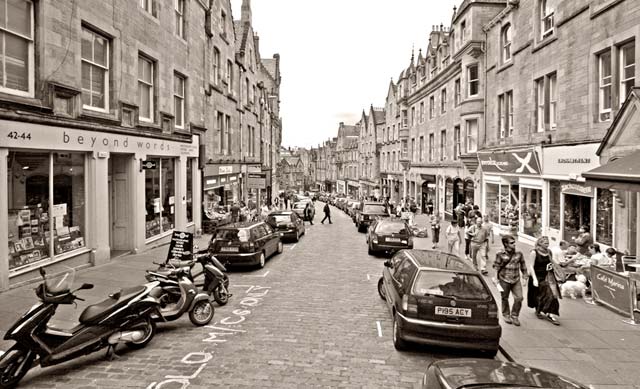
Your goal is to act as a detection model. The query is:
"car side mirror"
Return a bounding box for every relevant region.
[384,260,392,268]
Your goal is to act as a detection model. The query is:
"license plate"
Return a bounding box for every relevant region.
[386,237,401,242]
[220,246,238,252]
[435,306,472,317]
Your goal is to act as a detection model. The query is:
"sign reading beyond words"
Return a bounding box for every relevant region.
[591,265,632,317]
[166,231,194,261]
[477,149,541,175]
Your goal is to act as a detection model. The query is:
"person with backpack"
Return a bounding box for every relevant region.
[321,202,332,224]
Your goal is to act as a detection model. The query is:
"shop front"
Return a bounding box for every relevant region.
[336,179,346,195]
[444,176,476,220]
[479,148,542,242]
[0,120,200,290]
[203,163,242,216]
[541,143,610,247]
[420,174,436,214]
[347,180,359,197]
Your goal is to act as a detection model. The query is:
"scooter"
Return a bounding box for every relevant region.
[145,264,214,325]
[160,249,231,306]
[0,268,161,388]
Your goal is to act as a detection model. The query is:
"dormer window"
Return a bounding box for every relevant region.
[540,0,554,39]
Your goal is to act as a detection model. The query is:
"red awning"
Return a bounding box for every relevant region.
[583,150,640,192]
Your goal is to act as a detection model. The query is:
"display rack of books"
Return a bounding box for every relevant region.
[7,206,50,270]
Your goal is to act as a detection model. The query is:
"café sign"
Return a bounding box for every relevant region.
[591,265,632,317]
[478,149,541,175]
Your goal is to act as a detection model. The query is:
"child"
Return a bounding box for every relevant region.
[445,219,461,255]
[430,214,441,249]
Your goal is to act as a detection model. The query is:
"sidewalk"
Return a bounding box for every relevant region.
[412,212,640,389]
[0,235,212,352]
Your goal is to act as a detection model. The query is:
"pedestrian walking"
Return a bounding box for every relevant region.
[230,201,241,223]
[430,214,441,249]
[527,236,561,326]
[492,234,528,326]
[482,215,494,267]
[468,217,490,274]
[321,202,332,224]
[426,199,434,216]
[274,196,280,209]
[304,202,314,225]
[464,219,473,260]
[445,220,461,255]
[455,203,466,229]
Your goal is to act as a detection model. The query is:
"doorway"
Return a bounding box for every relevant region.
[108,154,131,257]
[562,194,592,242]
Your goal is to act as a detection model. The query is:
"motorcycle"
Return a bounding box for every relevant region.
[161,248,231,306]
[145,263,215,325]
[0,267,160,388]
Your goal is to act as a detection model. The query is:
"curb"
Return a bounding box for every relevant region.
[497,344,515,362]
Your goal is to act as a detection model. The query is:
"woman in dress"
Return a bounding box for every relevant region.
[527,236,561,325]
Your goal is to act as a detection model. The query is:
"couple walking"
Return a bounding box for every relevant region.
[493,235,561,327]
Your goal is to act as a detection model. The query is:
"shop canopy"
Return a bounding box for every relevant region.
[583,150,640,192]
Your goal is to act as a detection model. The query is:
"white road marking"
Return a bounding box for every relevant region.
[367,274,370,280]
[376,321,382,337]
[290,244,297,250]
[246,271,269,278]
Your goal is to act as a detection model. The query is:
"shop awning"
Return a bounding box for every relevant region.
[583,150,640,192]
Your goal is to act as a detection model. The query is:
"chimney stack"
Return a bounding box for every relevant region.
[241,0,252,24]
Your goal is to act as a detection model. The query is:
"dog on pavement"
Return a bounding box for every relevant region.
[560,274,588,299]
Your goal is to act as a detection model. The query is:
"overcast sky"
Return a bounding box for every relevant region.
[231,0,460,149]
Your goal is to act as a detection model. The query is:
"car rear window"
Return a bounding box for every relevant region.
[376,222,407,234]
[270,215,290,223]
[363,204,387,214]
[214,228,250,242]
[412,271,491,300]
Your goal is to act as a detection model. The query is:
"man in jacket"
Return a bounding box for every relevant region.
[468,217,490,275]
[321,202,332,224]
[304,202,314,225]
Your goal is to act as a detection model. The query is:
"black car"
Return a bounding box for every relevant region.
[208,221,283,268]
[355,201,390,232]
[266,210,305,242]
[366,219,413,255]
[378,249,501,354]
[422,358,589,389]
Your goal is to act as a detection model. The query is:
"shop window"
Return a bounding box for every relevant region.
[0,0,34,97]
[596,188,613,246]
[145,158,175,239]
[521,187,542,237]
[464,179,474,204]
[186,158,193,223]
[486,183,500,224]
[7,152,86,271]
[563,194,591,242]
[445,178,453,215]
[549,180,561,230]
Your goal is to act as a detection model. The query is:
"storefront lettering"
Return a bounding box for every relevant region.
[219,166,233,174]
[558,158,590,164]
[561,183,592,195]
[63,131,171,151]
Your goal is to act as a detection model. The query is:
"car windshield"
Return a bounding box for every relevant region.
[376,222,407,234]
[412,271,491,300]
[363,204,387,214]
[214,228,249,242]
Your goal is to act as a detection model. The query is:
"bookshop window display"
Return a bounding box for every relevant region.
[7,151,86,271]
[145,158,176,239]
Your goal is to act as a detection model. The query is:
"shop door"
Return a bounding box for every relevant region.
[109,155,130,252]
[562,194,591,242]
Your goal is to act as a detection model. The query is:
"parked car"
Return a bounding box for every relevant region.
[378,249,501,354]
[422,358,589,389]
[355,201,390,232]
[208,221,283,268]
[292,201,315,221]
[266,210,305,242]
[366,219,413,255]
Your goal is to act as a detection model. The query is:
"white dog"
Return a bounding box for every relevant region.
[560,274,588,299]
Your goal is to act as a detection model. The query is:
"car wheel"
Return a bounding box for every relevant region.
[393,313,407,351]
[368,242,375,256]
[258,252,266,268]
[276,241,283,254]
[377,277,386,301]
[295,229,300,242]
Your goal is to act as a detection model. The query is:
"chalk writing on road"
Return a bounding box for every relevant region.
[146,285,271,389]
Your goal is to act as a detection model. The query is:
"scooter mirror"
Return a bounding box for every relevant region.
[39,267,46,278]
[79,283,94,290]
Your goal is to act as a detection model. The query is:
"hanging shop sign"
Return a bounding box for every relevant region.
[478,149,541,175]
[542,143,600,177]
[141,160,157,170]
[247,173,267,189]
[561,183,594,197]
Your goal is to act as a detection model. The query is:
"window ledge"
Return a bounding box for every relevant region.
[140,8,160,24]
[496,61,514,74]
[227,93,237,102]
[0,93,51,113]
[210,83,224,95]
[80,109,120,124]
[532,34,557,53]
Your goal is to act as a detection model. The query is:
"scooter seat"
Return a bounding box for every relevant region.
[78,285,146,324]
[166,259,194,268]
